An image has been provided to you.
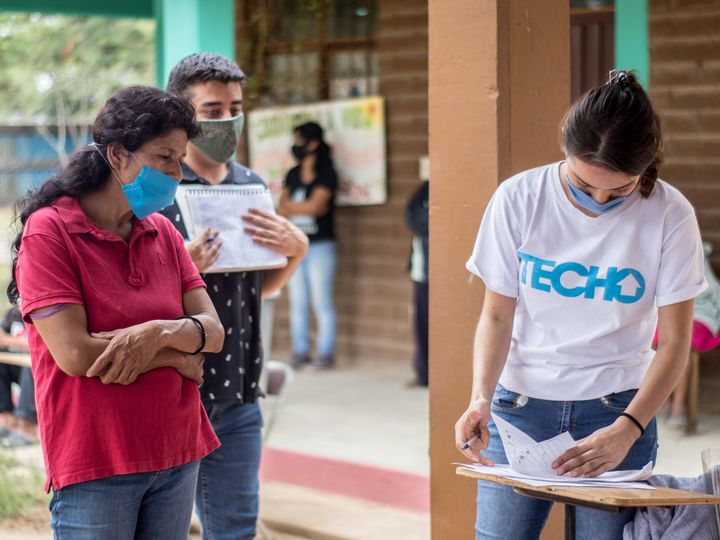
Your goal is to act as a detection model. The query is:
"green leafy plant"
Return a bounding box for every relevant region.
[0,13,155,163]
[0,450,47,519]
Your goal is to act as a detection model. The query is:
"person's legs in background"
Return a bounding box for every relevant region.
[13,367,38,441]
[306,240,337,368]
[288,255,311,367]
[412,280,428,386]
[195,402,263,540]
[0,364,20,431]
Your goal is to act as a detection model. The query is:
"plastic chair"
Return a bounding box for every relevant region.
[261,360,294,442]
[257,360,294,540]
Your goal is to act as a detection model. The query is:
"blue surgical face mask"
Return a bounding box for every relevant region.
[565,175,629,215]
[91,143,179,220]
[120,162,179,219]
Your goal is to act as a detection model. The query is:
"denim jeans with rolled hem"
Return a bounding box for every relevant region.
[288,239,337,357]
[50,460,199,540]
[196,401,263,540]
[475,384,658,540]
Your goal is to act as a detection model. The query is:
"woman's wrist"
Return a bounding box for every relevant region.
[469,395,491,409]
[471,382,496,404]
[153,320,175,350]
[613,415,643,441]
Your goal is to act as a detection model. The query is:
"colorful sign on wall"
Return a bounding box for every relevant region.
[247,96,387,206]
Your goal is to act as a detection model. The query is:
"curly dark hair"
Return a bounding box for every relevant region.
[562,71,662,198]
[7,85,201,304]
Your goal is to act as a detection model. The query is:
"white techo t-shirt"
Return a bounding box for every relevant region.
[466,161,707,400]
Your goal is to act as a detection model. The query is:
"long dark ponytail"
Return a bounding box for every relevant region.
[562,70,662,198]
[8,86,200,304]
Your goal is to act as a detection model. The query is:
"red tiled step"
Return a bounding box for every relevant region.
[261,447,430,513]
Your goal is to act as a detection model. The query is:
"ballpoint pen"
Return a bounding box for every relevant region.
[461,434,479,451]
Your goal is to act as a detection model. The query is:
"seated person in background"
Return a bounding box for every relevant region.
[0,305,36,446]
[665,242,720,428]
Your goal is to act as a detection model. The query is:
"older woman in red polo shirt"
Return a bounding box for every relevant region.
[9,86,224,540]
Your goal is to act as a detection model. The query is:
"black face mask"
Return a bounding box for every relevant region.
[292,144,307,161]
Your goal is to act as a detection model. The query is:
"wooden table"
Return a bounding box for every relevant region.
[0,351,31,368]
[457,466,720,539]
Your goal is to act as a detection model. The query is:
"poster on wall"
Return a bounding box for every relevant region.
[247,96,387,206]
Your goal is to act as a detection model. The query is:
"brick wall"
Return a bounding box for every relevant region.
[650,0,720,412]
[237,0,428,364]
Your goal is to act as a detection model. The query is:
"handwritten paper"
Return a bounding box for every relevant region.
[493,414,575,477]
[457,414,654,488]
[460,463,654,489]
[175,185,287,273]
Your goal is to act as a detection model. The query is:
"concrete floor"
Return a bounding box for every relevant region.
[261,358,429,476]
[258,359,720,539]
[2,358,719,539]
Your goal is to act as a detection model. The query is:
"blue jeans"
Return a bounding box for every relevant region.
[196,401,263,540]
[475,385,658,540]
[50,460,199,539]
[288,239,337,357]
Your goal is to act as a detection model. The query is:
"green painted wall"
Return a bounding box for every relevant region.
[615,0,649,88]
[154,0,235,88]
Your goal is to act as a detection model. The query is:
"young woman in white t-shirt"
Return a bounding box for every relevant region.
[455,71,706,540]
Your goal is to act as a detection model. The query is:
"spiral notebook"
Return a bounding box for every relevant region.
[175,184,288,273]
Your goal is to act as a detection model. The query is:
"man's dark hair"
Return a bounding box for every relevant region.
[166,53,246,96]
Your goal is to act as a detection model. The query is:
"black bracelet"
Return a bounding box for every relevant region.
[177,315,206,355]
[620,412,645,436]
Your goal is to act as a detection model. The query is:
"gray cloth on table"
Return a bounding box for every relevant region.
[623,468,719,540]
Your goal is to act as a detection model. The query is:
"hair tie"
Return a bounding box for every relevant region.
[608,69,630,90]
[620,412,645,436]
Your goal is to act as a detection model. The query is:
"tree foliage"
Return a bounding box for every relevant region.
[0,13,155,161]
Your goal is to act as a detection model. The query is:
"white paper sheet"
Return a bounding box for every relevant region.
[457,463,654,489]
[175,185,287,272]
[456,414,655,488]
[492,414,575,476]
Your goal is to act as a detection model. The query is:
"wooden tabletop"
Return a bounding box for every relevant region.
[456,467,720,510]
[0,351,31,368]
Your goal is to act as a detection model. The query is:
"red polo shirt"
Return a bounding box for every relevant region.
[17,196,220,491]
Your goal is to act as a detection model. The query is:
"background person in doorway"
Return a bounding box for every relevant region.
[279,122,339,369]
[405,180,429,387]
